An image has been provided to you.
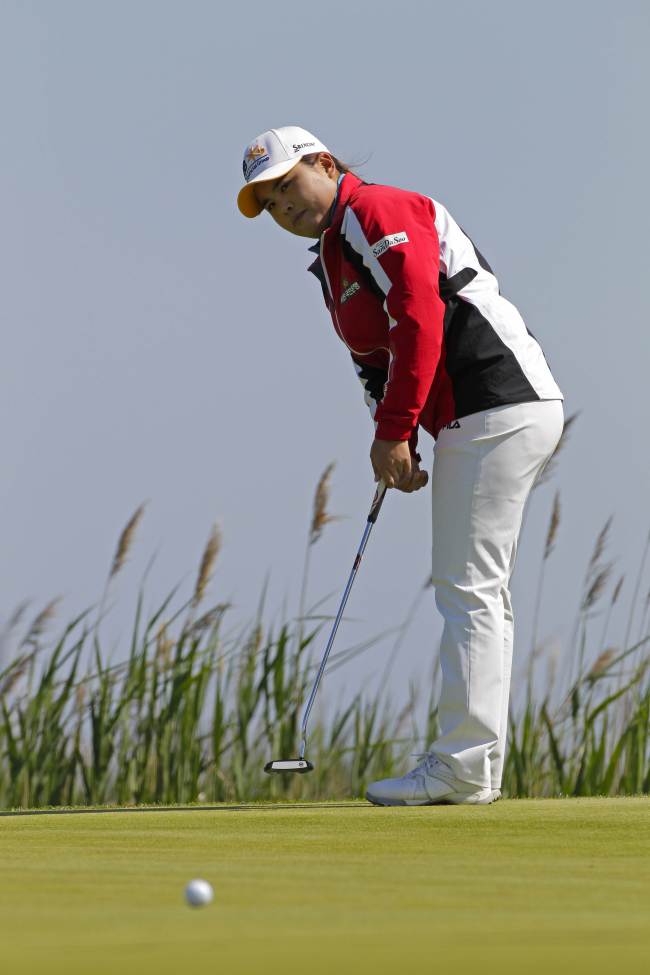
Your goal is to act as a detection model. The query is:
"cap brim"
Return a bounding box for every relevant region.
[236,158,302,218]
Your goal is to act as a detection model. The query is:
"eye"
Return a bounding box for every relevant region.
[280,181,290,192]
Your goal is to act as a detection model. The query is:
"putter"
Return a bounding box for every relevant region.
[265,478,388,774]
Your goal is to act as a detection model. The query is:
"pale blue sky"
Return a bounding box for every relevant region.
[1,0,648,721]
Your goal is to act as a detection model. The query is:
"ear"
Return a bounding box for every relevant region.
[317,152,338,179]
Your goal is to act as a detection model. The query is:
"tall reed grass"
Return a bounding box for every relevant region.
[1,419,648,808]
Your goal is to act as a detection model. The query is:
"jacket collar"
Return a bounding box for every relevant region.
[326,170,364,230]
[306,171,365,277]
[307,171,364,253]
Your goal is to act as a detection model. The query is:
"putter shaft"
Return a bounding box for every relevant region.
[299,479,388,759]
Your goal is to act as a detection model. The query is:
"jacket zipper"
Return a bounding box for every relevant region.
[319,229,387,358]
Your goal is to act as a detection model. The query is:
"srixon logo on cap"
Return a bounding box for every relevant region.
[292,141,316,152]
[243,144,269,180]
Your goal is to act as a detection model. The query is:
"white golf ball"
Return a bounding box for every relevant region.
[184,878,214,907]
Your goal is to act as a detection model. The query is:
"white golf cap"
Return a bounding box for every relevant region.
[237,125,329,218]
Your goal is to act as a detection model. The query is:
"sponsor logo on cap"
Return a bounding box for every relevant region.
[371,231,409,259]
[292,141,316,153]
[246,144,267,162]
[243,144,270,180]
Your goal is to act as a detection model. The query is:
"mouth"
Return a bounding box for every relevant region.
[292,209,307,227]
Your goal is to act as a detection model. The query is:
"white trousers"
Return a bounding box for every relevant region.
[429,399,564,789]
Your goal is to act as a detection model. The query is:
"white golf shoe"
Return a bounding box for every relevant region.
[366,753,499,806]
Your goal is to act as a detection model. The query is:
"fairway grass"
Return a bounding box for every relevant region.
[1,798,648,975]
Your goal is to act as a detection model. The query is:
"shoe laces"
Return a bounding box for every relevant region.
[405,752,448,780]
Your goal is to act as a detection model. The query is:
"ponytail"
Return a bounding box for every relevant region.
[301,152,364,176]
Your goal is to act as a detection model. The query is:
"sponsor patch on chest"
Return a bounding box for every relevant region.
[340,278,361,304]
[371,231,409,258]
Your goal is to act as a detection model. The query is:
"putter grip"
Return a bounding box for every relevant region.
[368,479,388,524]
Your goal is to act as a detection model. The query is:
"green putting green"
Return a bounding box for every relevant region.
[1,798,648,974]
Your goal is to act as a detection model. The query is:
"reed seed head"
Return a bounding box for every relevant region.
[544,491,561,561]
[187,604,229,638]
[587,648,616,681]
[611,575,625,606]
[22,597,63,647]
[583,566,612,610]
[0,661,27,697]
[310,462,339,545]
[7,601,31,631]
[75,683,87,713]
[588,515,613,575]
[238,624,264,676]
[110,502,148,580]
[156,622,174,668]
[193,524,222,608]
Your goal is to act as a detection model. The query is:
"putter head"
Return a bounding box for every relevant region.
[264,759,314,774]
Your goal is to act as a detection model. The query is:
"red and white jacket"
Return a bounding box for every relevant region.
[307,172,563,458]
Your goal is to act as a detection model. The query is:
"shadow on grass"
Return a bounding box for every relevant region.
[0,800,371,818]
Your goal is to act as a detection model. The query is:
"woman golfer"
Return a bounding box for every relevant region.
[237,126,564,805]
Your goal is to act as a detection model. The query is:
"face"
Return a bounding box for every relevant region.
[253,153,339,239]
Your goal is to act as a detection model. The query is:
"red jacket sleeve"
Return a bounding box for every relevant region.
[349,350,422,462]
[344,188,445,442]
